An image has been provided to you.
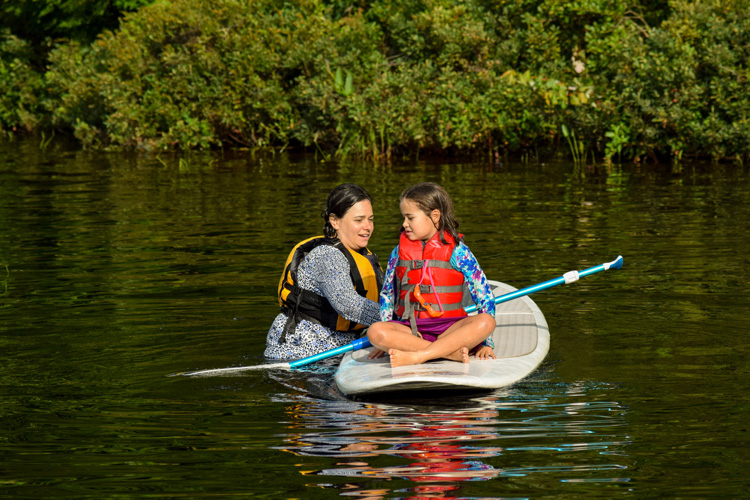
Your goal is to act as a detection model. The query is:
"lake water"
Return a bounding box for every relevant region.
[1,139,748,499]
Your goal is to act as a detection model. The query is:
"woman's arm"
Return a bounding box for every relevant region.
[306,245,381,326]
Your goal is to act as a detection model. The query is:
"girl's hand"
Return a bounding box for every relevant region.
[474,346,496,360]
[368,348,387,359]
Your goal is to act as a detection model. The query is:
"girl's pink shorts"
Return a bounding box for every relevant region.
[390,316,466,342]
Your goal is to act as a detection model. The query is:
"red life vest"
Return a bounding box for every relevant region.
[395,231,469,320]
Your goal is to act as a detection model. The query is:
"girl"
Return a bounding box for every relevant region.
[367,182,496,368]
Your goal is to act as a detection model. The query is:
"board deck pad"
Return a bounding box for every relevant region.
[493,313,539,358]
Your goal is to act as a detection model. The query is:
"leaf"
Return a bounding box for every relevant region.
[344,71,353,96]
[335,68,343,90]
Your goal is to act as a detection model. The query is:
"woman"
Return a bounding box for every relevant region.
[265,183,383,360]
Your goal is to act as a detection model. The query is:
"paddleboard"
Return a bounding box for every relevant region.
[334,280,550,395]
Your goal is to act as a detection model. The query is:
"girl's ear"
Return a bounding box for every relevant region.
[430,209,441,227]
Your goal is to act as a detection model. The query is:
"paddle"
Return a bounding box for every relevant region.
[178,255,623,377]
[464,254,624,313]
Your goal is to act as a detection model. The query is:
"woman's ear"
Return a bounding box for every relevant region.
[329,214,339,231]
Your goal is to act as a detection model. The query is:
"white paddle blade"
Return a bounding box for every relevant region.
[174,362,292,377]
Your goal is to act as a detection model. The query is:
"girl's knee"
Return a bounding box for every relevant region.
[367,322,387,344]
[478,313,496,333]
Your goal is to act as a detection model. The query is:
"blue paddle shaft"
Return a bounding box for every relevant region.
[289,336,372,368]
[289,255,623,368]
[464,255,623,313]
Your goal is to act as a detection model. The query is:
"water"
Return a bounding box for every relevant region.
[1,139,748,498]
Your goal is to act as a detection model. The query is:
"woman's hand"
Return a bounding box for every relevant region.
[474,345,496,360]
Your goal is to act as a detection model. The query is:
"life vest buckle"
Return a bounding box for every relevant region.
[412,286,444,318]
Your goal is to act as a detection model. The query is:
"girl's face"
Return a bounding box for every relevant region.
[400,198,440,242]
[330,200,374,251]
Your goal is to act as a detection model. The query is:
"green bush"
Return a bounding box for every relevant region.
[586,0,750,161]
[3,0,749,163]
[0,0,154,48]
[46,0,388,151]
[0,30,47,132]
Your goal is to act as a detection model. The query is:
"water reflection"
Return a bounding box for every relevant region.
[274,382,632,498]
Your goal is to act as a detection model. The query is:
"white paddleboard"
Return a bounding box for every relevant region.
[335,281,550,395]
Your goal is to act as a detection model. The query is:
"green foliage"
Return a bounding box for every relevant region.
[588,0,750,161]
[48,0,298,149]
[0,30,48,132]
[2,0,749,162]
[561,123,588,165]
[604,122,631,163]
[0,0,154,47]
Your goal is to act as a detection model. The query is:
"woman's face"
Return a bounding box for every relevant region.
[400,198,439,242]
[330,200,374,251]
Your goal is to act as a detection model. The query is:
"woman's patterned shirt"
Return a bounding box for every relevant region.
[264,244,380,360]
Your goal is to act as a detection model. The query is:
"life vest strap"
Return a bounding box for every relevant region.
[398,298,465,313]
[279,286,342,342]
[400,283,465,294]
[397,259,454,271]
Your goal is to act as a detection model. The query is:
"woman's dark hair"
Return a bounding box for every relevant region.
[322,183,373,238]
[400,182,459,244]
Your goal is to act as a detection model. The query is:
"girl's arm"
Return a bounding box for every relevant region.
[452,242,496,348]
[378,246,400,322]
[452,242,496,315]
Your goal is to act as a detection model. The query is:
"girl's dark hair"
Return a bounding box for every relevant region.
[400,182,459,244]
[322,183,373,238]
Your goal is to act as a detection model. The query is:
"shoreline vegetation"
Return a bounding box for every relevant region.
[1,0,749,163]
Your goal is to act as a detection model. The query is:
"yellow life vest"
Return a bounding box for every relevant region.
[277,236,383,339]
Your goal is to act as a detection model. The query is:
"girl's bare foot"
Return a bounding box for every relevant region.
[389,347,470,367]
[389,349,424,368]
[444,346,470,363]
[460,346,470,363]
